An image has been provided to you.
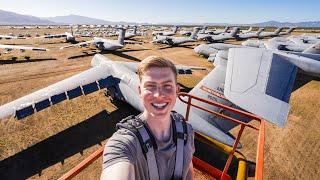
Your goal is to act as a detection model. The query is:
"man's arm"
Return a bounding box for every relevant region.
[100,162,135,180]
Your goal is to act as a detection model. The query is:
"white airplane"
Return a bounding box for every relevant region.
[36,27,76,43]
[152,26,179,36]
[60,28,128,51]
[197,27,240,42]
[0,35,26,40]
[0,44,48,55]
[151,27,200,46]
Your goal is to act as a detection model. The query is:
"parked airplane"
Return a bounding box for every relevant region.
[195,38,320,62]
[279,27,296,36]
[197,27,240,42]
[258,27,284,38]
[209,26,230,35]
[240,26,253,34]
[151,27,200,46]
[152,26,179,36]
[236,28,265,40]
[60,28,128,51]
[0,44,49,54]
[36,26,76,43]
[0,35,26,40]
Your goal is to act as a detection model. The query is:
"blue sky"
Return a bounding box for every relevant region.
[1,0,319,23]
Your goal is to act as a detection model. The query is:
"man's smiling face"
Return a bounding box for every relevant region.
[139,67,179,118]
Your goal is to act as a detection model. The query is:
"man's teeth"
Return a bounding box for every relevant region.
[152,103,168,108]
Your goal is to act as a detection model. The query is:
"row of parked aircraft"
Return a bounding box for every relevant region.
[0,25,298,56]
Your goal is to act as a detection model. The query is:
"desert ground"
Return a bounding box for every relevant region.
[0,27,319,180]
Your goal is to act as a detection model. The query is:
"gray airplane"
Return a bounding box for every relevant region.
[0,44,49,56]
[152,26,179,36]
[197,27,240,42]
[209,26,230,35]
[258,27,284,38]
[236,28,265,40]
[279,27,296,36]
[36,26,76,43]
[240,26,253,34]
[1,47,319,147]
[151,27,200,46]
[60,28,131,51]
[0,34,27,40]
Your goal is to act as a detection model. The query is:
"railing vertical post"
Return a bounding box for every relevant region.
[185,96,192,121]
[255,120,265,180]
[221,124,245,180]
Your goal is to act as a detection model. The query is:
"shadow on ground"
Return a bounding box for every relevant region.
[0,102,138,180]
[0,58,57,64]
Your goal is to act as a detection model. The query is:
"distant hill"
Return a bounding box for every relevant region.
[43,14,113,25]
[252,20,320,28]
[0,9,319,27]
[43,14,141,25]
[0,9,55,25]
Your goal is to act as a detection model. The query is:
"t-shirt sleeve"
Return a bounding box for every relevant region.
[102,129,138,170]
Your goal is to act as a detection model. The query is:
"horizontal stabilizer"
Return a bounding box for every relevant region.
[225,48,298,127]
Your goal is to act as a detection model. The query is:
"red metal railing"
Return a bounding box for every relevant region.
[59,92,265,180]
[178,92,265,180]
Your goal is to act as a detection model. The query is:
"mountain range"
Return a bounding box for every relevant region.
[0,9,319,27]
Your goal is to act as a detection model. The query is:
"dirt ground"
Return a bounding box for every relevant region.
[0,27,319,180]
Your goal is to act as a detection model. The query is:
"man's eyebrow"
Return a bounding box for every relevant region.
[161,80,174,84]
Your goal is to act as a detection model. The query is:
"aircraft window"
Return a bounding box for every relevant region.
[51,92,67,105]
[67,86,83,100]
[16,105,35,120]
[35,99,51,112]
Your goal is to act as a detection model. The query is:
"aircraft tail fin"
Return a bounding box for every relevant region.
[190,27,200,40]
[247,26,253,32]
[302,42,320,54]
[230,27,240,37]
[224,48,301,127]
[274,27,284,35]
[70,25,73,36]
[118,28,126,45]
[173,26,179,33]
[256,28,265,35]
[133,26,137,34]
[286,27,295,34]
[223,26,229,32]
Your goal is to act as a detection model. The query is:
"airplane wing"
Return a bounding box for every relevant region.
[60,40,94,49]
[37,33,66,39]
[0,44,49,51]
[0,58,115,120]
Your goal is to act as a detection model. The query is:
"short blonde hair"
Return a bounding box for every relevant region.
[137,56,177,82]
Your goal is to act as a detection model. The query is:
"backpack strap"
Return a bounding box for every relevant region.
[117,115,159,180]
[171,112,188,180]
